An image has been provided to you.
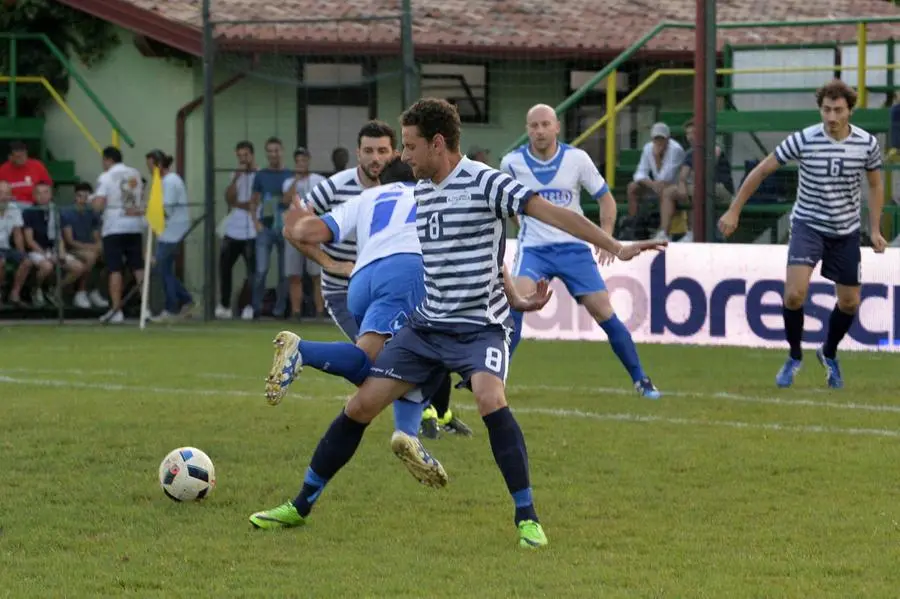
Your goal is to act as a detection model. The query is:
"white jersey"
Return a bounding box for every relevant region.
[306,168,364,295]
[412,157,533,332]
[322,182,420,277]
[775,123,881,236]
[95,162,144,237]
[500,143,607,248]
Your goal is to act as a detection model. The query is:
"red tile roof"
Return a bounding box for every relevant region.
[59,0,900,59]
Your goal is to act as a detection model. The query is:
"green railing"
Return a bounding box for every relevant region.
[505,15,900,153]
[1,33,134,147]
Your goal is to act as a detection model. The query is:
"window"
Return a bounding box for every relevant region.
[420,63,488,124]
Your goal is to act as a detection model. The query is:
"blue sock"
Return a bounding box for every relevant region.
[509,309,524,356]
[292,410,368,516]
[483,406,538,524]
[599,315,646,383]
[392,398,425,436]
[298,340,371,386]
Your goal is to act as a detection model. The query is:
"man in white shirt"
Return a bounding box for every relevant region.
[0,180,30,307]
[282,147,326,321]
[626,122,685,222]
[216,141,257,320]
[93,146,145,323]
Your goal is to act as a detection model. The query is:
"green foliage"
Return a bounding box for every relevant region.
[0,0,120,116]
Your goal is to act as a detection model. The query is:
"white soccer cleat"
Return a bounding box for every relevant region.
[390,431,449,489]
[265,331,303,406]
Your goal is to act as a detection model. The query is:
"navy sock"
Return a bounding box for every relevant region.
[782,306,804,360]
[483,407,538,524]
[429,374,452,419]
[599,315,646,383]
[823,306,856,359]
[392,398,425,436]
[299,340,371,386]
[509,309,524,356]
[292,410,368,516]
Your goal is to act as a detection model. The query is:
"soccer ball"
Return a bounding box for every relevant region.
[158,447,216,501]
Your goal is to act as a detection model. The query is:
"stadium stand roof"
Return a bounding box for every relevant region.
[58,0,900,59]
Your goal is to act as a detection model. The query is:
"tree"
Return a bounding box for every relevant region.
[0,0,120,117]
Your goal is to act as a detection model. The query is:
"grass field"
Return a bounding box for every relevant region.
[2,322,900,598]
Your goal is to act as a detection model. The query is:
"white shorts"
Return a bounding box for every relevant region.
[284,242,321,277]
[28,251,81,268]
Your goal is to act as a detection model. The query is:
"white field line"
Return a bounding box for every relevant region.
[2,367,899,416]
[1,374,899,439]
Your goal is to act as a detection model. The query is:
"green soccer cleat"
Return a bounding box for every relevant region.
[439,409,473,437]
[517,520,548,549]
[419,405,440,439]
[249,501,307,530]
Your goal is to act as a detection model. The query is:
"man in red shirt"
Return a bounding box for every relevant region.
[0,141,52,206]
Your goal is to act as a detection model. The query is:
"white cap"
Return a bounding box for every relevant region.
[650,122,670,139]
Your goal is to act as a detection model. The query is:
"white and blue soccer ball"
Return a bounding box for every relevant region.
[158,447,216,502]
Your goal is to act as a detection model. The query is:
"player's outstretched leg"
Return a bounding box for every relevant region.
[264,331,371,404]
[472,373,547,549]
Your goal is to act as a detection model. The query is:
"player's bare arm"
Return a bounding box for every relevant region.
[523,193,666,260]
[718,153,781,237]
[866,169,887,253]
[502,265,552,312]
[282,203,353,276]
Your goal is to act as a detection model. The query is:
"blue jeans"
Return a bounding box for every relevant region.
[155,242,193,313]
[252,226,287,317]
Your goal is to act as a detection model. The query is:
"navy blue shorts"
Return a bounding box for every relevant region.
[369,324,510,402]
[787,219,861,286]
[0,248,24,264]
[324,292,360,341]
[102,233,144,273]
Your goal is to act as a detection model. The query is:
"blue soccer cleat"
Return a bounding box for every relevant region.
[635,377,661,400]
[816,348,844,389]
[776,358,802,388]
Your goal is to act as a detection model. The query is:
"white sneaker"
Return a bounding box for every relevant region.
[215,305,232,319]
[74,291,91,309]
[652,230,670,242]
[678,231,694,243]
[100,309,124,324]
[33,289,46,308]
[89,290,109,308]
[241,305,254,320]
[148,310,174,323]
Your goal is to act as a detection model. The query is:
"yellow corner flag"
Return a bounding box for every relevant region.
[146,167,166,236]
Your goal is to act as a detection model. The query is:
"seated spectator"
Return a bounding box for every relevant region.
[0,181,31,307]
[656,119,735,242]
[22,183,85,307]
[0,140,53,207]
[626,122,685,220]
[61,182,109,310]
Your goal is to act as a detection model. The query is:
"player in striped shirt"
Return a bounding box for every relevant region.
[249,99,663,549]
[719,79,887,389]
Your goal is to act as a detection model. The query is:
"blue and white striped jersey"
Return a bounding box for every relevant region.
[775,123,881,236]
[411,157,534,332]
[306,168,364,294]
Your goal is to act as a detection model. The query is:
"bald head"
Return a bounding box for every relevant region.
[526,104,560,157]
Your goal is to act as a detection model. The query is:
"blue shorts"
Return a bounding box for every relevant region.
[323,292,360,341]
[513,242,605,299]
[347,254,425,337]
[369,324,510,402]
[787,219,861,286]
[0,248,24,264]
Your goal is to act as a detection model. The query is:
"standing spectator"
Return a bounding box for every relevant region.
[0,140,52,207]
[22,183,85,307]
[331,147,350,175]
[249,137,293,319]
[93,146,145,324]
[216,140,257,320]
[467,144,491,165]
[626,122,685,220]
[283,147,326,321]
[146,150,193,320]
[0,181,30,307]
[61,182,108,309]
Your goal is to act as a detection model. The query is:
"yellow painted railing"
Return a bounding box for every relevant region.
[572,63,900,177]
[0,75,103,155]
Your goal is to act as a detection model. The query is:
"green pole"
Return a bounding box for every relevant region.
[9,37,16,119]
[400,0,417,110]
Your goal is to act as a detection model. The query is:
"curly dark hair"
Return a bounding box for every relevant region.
[400,98,461,151]
[816,79,858,110]
[357,120,396,148]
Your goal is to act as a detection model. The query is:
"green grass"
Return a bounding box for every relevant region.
[2,322,900,598]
